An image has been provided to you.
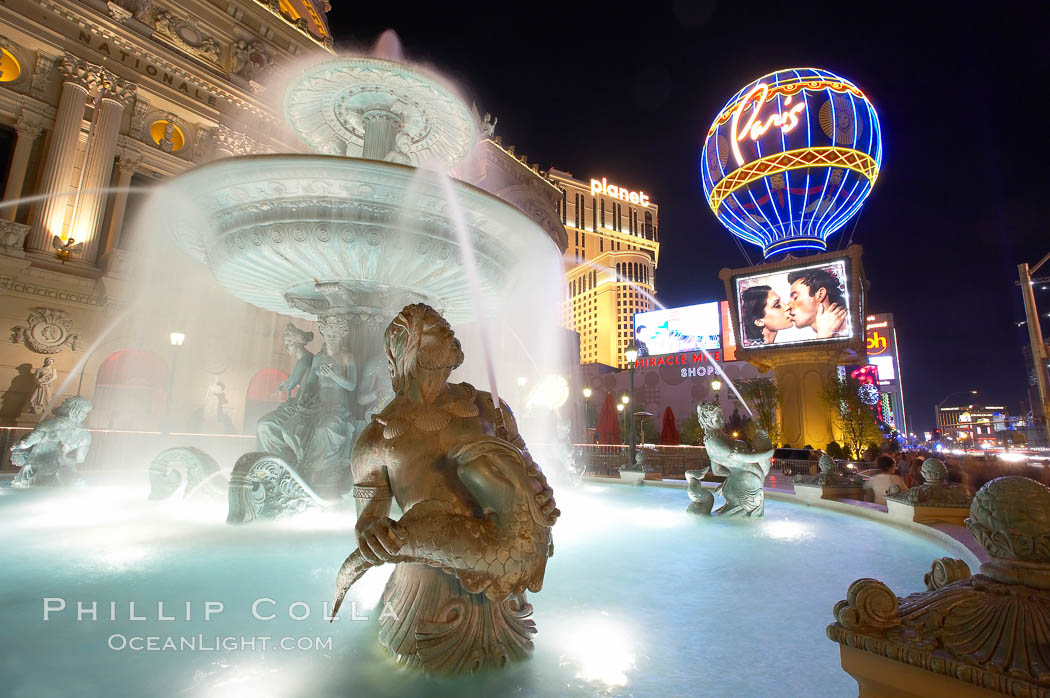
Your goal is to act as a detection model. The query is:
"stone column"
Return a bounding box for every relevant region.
[100,150,142,257]
[27,56,95,252]
[71,74,136,263]
[2,112,46,222]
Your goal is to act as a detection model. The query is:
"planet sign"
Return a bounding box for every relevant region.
[701,68,882,259]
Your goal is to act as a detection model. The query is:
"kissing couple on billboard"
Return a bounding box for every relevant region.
[741,266,848,346]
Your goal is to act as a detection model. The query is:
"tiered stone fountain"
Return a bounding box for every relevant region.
[149,39,555,520]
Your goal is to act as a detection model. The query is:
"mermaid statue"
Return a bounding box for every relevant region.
[686,402,773,518]
[331,303,559,675]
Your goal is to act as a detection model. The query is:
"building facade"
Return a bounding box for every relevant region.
[864,312,908,435]
[547,168,659,369]
[936,402,1011,449]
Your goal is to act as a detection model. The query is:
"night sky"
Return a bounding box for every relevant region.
[327,2,1050,433]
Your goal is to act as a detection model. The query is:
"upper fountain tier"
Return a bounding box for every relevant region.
[156,39,555,330]
[284,56,477,167]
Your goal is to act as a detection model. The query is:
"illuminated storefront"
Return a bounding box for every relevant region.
[549,168,660,369]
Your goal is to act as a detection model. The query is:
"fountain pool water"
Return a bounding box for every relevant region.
[0,480,958,697]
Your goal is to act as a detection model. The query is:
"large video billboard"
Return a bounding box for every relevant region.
[633,302,720,357]
[732,258,854,349]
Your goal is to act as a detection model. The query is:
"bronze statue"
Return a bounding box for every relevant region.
[332,304,559,675]
[688,402,773,518]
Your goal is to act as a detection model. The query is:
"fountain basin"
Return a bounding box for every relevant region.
[152,154,557,324]
[0,481,964,697]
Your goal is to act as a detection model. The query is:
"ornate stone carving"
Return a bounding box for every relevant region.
[688,402,774,517]
[793,454,862,486]
[0,220,30,256]
[147,447,227,500]
[130,97,150,137]
[0,279,102,306]
[11,396,92,487]
[97,70,137,105]
[885,458,972,508]
[11,307,80,354]
[58,55,99,90]
[230,39,272,82]
[284,57,476,166]
[924,557,971,591]
[153,9,221,63]
[330,304,558,675]
[29,51,58,100]
[969,476,1050,571]
[107,2,134,23]
[827,476,1050,697]
[227,452,329,524]
[15,112,46,138]
[112,0,150,22]
[212,124,258,157]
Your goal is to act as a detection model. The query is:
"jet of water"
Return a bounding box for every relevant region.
[570,257,754,416]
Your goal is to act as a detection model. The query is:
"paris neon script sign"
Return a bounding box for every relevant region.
[729,83,806,167]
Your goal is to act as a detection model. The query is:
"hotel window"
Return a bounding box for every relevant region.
[600,199,605,228]
[561,188,567,223]
[591,198,597,232]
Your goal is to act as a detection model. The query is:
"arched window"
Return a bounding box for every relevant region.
[93,349,168,430]
[243,368,289,433]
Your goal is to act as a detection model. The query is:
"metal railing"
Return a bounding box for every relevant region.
[574,444,710,479]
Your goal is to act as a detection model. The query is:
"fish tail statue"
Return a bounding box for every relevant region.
[332,436,558,619]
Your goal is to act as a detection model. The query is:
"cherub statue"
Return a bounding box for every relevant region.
[11,396,92,487]
[25,357,57,415]
[51,235,83,262]
[687,402,773,518]
[331,303,559,675]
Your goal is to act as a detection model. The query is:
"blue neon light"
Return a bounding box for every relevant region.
[700,68,882,259]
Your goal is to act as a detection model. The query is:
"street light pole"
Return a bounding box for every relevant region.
[165,331,185,435]
[625,342,639,469]
[582,387,592,444]
[1019,256,1050,446]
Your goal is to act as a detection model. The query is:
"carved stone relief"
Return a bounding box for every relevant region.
[10,307,80,354]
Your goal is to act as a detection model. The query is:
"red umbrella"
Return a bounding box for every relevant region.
[596,392,621,444]
[659,406,679,445]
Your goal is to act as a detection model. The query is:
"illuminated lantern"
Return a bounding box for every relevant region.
[701,68,881,258]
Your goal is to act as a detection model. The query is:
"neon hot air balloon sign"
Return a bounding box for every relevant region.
[701,68,882,259]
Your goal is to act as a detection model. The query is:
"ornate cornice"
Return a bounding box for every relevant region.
[31,0,280,125]
[0,276,105,306]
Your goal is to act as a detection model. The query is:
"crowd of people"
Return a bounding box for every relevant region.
[857,450,1050,505]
